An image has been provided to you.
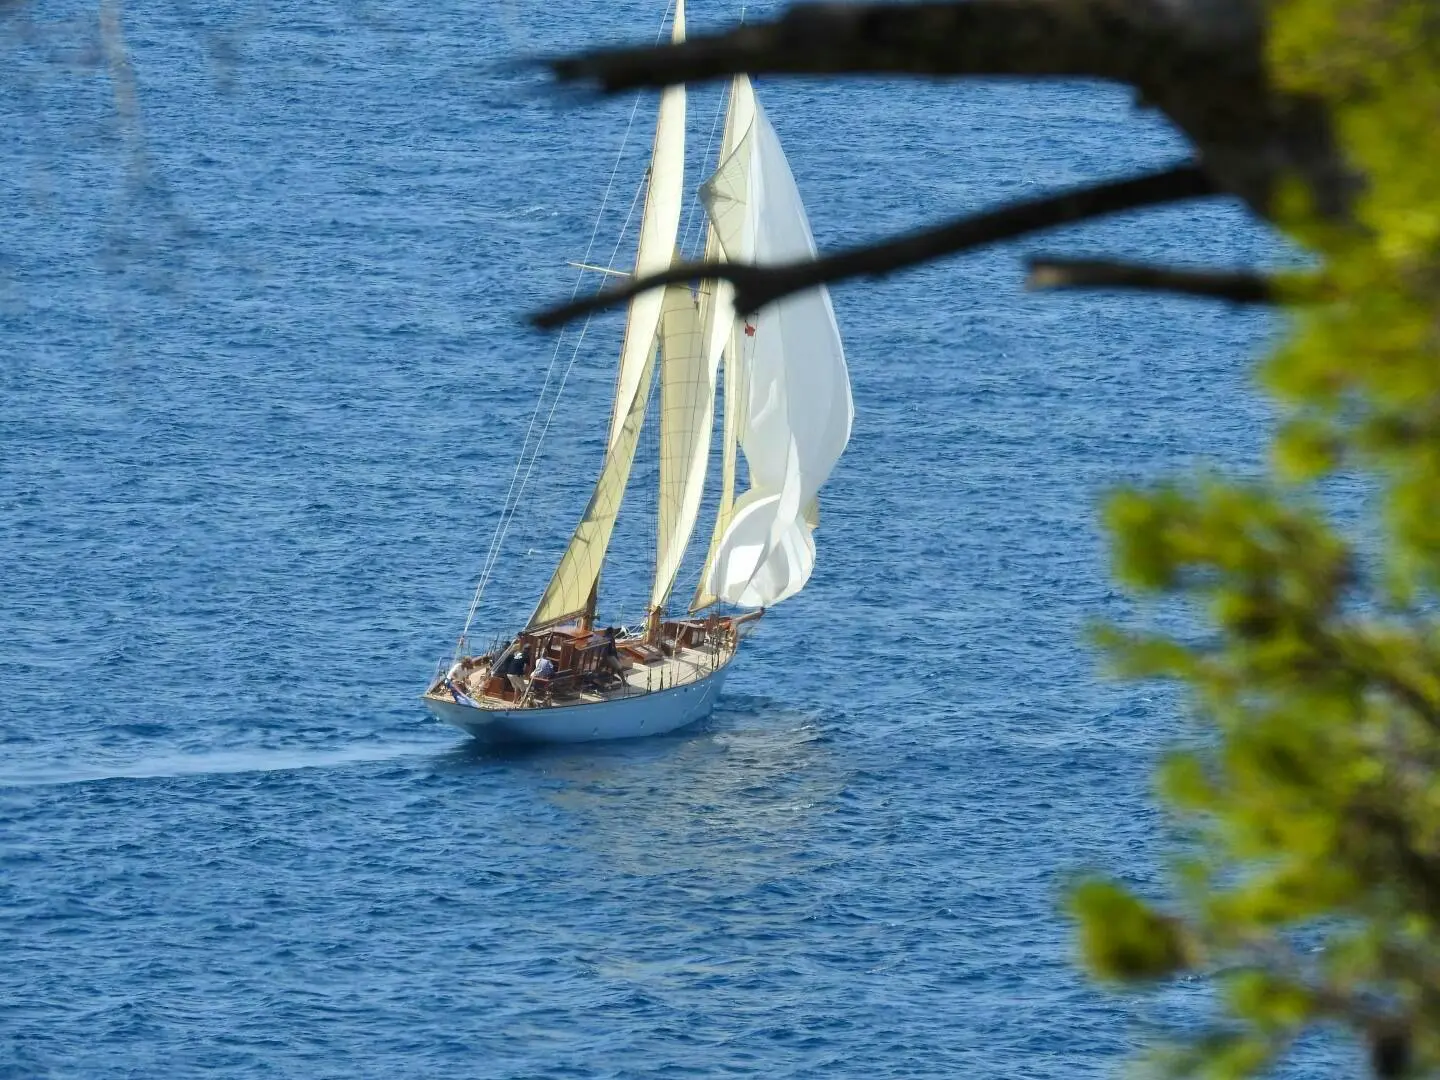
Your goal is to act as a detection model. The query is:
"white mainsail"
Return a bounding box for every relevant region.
[527,0,687,629]
[701,99,853,610]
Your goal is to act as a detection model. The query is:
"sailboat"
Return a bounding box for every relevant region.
[422,0,853,743]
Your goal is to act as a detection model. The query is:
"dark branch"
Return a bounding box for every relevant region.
[545,0,1358,224]
[531,164,1218,329]
[548,1,1172,92]
[1025,257,1280,304]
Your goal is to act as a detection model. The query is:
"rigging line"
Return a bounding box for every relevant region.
[459,161,635,650]
[503,0,678,624]
[471,0,676,612]
[679,84,727,260]
[457,2,676,653]
[473,167,650,634]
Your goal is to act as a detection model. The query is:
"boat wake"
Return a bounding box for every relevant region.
[0,741,450,790]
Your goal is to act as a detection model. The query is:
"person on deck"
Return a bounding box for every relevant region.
[499,647,527,693]
[534,654,556,680]
[599,627,625,682]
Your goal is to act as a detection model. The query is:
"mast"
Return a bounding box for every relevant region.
[525,0,688,631]
[581,579,599,632]
[601,0,689,456]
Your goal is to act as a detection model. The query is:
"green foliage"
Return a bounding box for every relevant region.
[1076,1,1440,1076]
[1071,879,1194,981]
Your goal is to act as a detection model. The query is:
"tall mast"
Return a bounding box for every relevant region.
[526,0,688,631]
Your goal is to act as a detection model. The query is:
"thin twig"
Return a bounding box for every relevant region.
[1025,257,1279,303]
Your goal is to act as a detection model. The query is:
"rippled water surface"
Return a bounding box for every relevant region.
[1,1,1322,1076]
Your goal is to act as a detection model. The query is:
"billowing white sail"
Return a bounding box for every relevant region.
[699,78,758,264]
[527,1,686,629]
[702,102,853,609]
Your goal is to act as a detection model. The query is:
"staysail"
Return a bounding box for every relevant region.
[651,283,709,611]
[527,0,687,629]
[690,76,758,611]
[653,75,756,614]
[700,99,853,610]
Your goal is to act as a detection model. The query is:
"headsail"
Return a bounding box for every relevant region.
[526,0,687,629]
[700,99,853,610]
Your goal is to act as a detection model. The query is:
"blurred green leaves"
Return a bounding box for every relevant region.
[1072,880,1194,982]
[1081,1,1440,1075]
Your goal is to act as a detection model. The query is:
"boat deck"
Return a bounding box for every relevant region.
[425,633,740,713]
[547,644,726,705]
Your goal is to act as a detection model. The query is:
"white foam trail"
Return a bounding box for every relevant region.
[0,741,453,789]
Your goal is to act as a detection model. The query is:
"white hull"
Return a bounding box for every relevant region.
[425,663,728,744]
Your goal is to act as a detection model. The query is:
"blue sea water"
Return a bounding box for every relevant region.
[0,2,1348,1077]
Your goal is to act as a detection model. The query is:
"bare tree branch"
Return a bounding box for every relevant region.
[531,163,1218,329]
[545,0,1358,224]
[548,1,1177,90]
[1025,257,1280,304]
